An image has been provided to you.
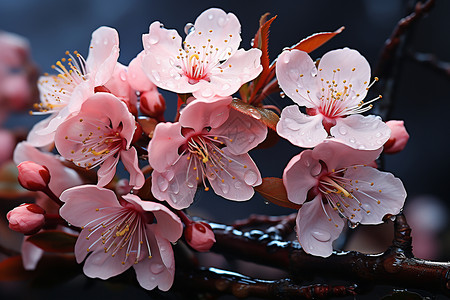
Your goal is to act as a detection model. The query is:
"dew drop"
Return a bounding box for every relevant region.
[311,230,331,242]
[358,145,366,150]
[390,215,397,222]
[208,14,214,20]
[283,54,290,64]
[289,69,299,81]
[169,179,180,194]
[264,200,269,205]
[222,83,231,90]
[187,182,195,188]
[285,118,302,131]
[349,137,356,143]
[338,127,348,135]
[151,70,161,82]
[247,108,261,120]
[217,17,226,27]
[119,71,127,81]
[103,39,108,45]
[157,176,169,192]
[244,170,258,185]
[304,160,310,167]
[148,35,159,45]
[220,182,230,194]
[250,38,255,47]
[201,88,214,98]
[310,66,317,77]
[184,23,195,35]
[165,169,175,181]
[348,222,359,229]
[166,81,175,89]
[151,263,164,274]
[375,132,382,138]
[248,135,255,143]
[280,91,286,98]
[234,181,242,189]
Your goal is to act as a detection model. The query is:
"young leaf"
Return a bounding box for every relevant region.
[230,99,279,131]
[254,177,301,210]
[288,26,345,53]
[27,230,77,253]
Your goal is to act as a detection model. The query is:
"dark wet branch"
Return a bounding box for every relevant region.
[408,51,450,78]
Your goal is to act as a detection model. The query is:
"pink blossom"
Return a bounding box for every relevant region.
[28,26,121,147]
[141,8,262,99]
[149,96,267,209]
[17,161,50,192]
[276,48,391,150]
[384,120,409,154]
[185,221,216,252]
[54,93,144,188]
[283,140,406,257]
[59,185,183,291]
[7,203,46,235]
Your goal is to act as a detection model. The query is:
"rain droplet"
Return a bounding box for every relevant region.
[157,176,169,192]
[283,54,290,64]
[151,263,164,274]
[304,160,310,167]
[244,170,258,185]
[338,127,347,135]
[264,200,269,205]
[151,70,161,82]
[186,182,195,188]
[376,139,384,145]
[148,35,159,45]
[250,38,254,47]
[358,145,366,150]
[310,66,317,77]
[234,181,242,189]
[311,230,331,242]
[248,135,255,143]
[348,222,359,229]
[103,39,108,45]
[208,14,214,20]
[119,71,127,81]
[247,108,261,120]
[220,182,230,194]
[169,179,179,194]
[184,23,195,35]
[280,92,286,98]
[165,169,175,181]
[285,118,302,131]
[375,132,382,138]
[222,83,230,90]
[349,137,356,143]
[390,215,397,222]
[217,17,226,27]
[201,88,213,98]
[289,69,299,81]
[166,81,175,89]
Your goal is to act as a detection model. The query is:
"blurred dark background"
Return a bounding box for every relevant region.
[1,0,449,299]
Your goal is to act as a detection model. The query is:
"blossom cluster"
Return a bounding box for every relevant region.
[8,7,409,291]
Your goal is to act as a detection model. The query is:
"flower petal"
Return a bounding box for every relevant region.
[283,150,321,205]
[212,107,267,155]
[317,48,370,107]
[86,26,120,86]
[151,156,197,210]
[297,195,344,257]
[330,114,391,150]
[277,105,327,148]
[344,166,406,224]
[207,149,261,201]
[148,122,186,173]
[179,97,232,132]
[21,237,44,270]
[120,148,145,189]
[97,155,120,187]
[26,116,57,147]
[128,51,156,92]
[276,49,320,108]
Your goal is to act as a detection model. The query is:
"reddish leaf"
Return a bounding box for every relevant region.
[230,99,279,131]
[289,26,345,53]
[0,256,32,281]
[27,230,77,253]
[255,177,301,210]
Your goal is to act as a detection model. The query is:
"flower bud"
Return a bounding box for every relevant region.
[7,203,46,235]
[116,179,132,196]
[140,90,166,119]
[17,161,51,191]
[384,120,409,154]
[184,221,216,252]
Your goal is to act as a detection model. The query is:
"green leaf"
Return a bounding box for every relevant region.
[27,230,77,253]
[230,99,279,131]
[254,177,301,210]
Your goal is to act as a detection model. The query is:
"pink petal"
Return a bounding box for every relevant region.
[297,195,344,257]
[21,237,44,270]
[283,150,321,205]
[59,185,121,227]
[134,228,175,291]
[179,97,231,132]
[120,148,145,189]
[277,105,327,148]
[122,194,183,243]
[194,48,262,98]
[207,149,261,201]
[104,62,137,107]
[344,166,406,224]
[148,122,186,173]
[318,48,371,108]
[312,140,382,172]
[212,107,267,155]
[128,51,156,92]
[330,114,391,150]
[74,228,94,263]
[186,8,241,56]
[151,156,197,210]
[96,155,120,187]
[276,49,320,108]
[86,26,120,86]
[26,116,56,147]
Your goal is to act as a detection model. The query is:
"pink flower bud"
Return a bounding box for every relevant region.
[7,203,46,235]
[140,90,166,119]
[17,161,50,191]
[384,120,410,154]
[185,221,216,252]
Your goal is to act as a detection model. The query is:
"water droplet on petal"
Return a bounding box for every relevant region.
[310,66,317,77]
[184,23,195,35]
[152,70,161,82]
[247,108,261,120]
[375,132,382,138]
[103,39,108,45]
[250,38,255,47]
[304,160,310,167]
[280,92,286,98]
[311,229,331,242]
[348,222,359,229]
[157,176,169,192]
[248,135,255,143]
[244,170,258,185]
[285,118,302,131]
[390,215,397,222]
[289,69,299,81]
[151,263,164,274]
[165,169,175,181]
[358,145,366,150]
[148,35,159,45]
[264,200,269,205]
[338,127,347,135]
[283,54,290,64]
[217,17,226,27]
[222,83,230,90]
[119,71,127,81]
[186,181,195,188]
[220,182,230,194]
[234,181,242,189]
[349,137,356,143]
[376,139,384,145]
[201,88,213,98]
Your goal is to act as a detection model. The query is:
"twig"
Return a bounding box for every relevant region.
[408,51,450,77]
